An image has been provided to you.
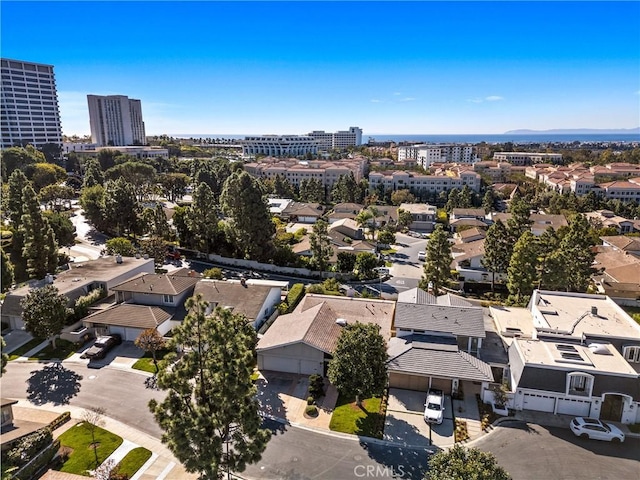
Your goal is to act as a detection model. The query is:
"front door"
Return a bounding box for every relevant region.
[600,394,624,422]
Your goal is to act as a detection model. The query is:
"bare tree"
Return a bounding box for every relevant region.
[82,406,106,469]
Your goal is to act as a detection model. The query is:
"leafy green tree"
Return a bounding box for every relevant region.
[425,444,509,480]
[336,251,357,273]
[507,231,539,305]
[220,171,275,261]
[327,323,388,406]
[134,328,166,373]
[299,178,324,203]
[42,211,76,246]
[140,236,167,267]
[397,208,413,230]
[103,178,141,237]
[24,162,67,191]
[79,185,106,231]
[82,158,104,188]
[445,188,461,212]
[390,189,416,206]
[273,174,295,198]
[507,196,532,242]
[1,248,14,292]
[309,219,332,273]
[1,145,45,180]
[459,185,474,208]
[186,183,219,254]
[354,252,379,280]
[377,226,396,246]
[105,237,136,257]
[482,188,496,213]
[97,149,120,171]
[149,295,271,480]
[419,224,452,294]
[158,172,190,201]
[356,206,381,241]
[39,184,75,211]
[536,228,564,290]
[20,184,58,279]
[143,204,171,240]
[21,285,70,348]
[7,170,29,228]
[104,161,157,201]
[481,220,510,290]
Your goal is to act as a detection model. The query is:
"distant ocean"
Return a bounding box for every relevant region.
[170,133,640,144]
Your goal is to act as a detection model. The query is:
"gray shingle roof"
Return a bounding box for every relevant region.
[83,304,174,329]
[387,335,494,382]
[394,303,486,338]
[193,280,275,321]
[112,269,199,295]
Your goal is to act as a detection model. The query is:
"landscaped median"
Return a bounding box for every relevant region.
[7,337,44,360]
[131,350,171,373]
[29,339,78,361]
[328,394,386,439]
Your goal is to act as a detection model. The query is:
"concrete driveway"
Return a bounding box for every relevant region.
[255,371,309,421]
[384,388,454,447]
[65,340,144,368]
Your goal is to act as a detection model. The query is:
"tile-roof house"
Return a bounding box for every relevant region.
[257,294,395,375]
[1,256,155,331]
[388,287,495,394]
[193,279,282,329]
[281,202,325,224]
[82,269,200,341]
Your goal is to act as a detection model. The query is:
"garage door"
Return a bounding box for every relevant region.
[430,378,452,395]
[389,373,429,391]
[557,398,591,416]
[260,355,297,374]
[107,326,140,342]
[523,393,556,413]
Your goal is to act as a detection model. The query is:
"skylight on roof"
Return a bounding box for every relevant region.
[556,344,578,353]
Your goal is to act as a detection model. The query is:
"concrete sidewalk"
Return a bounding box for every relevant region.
[13,400,196,480]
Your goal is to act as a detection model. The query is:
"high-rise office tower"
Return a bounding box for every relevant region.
[0,58,63,149]
[87,94,146,146]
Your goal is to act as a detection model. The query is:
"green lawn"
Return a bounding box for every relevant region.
[8,337,44,360]
[58,423,123,475]
[117,446,152,477]
[132,350,171,373]
[29,339,77,361]
[329,394,384,439]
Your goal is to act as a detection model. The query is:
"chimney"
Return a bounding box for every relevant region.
[240,278,247,287]
[115,255,123,264]
[591,306,598,316]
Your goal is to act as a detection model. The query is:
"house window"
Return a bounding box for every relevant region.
[566,372,593,397]
[163,294,174,304]
[623,346,640,363]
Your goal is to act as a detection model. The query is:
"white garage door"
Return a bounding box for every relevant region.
[523,393,556,413]
[108,326,140,342]
[300,360,322,376]
[260,355,298,374]
[557,398,591,416]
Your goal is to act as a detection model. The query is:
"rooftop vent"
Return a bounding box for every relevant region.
[588,343,612,355]
[115,254,123,264]
[591,306,598,316]
[336,318,347,327]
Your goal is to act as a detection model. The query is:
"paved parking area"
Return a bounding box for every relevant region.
[384,388,455,447]
[64,341,143,368]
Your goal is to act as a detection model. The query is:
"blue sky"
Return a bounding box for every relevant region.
[2,1,639,136]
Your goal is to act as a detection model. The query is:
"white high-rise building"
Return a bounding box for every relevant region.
[0,58,63,149]
[398,144,478,167]
[308,127,362,151]
[87,94,146,146]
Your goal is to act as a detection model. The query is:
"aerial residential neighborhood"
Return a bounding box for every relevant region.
[2,1,640,480]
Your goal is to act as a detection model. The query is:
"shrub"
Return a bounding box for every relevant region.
[307,396,315,405]
[305,284,325,294]
[203,267,223,279]
[68,288,106,323]
[304,405,318,417]
[308,374,325,399]
[277,301,289,315]
[285,283,305,312]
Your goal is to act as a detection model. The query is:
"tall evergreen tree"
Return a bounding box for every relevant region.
[419,224,452,294]
[149,295,271,480]
[327,323,388,406]
[507,231,539,305]
[536,228,564,290]
[481,220,510,290]
[186,183,219,253]
[79,184,106,231]
[220,171,275,261]
[20,184,58,279]
[309,219,332,274]
[482,188,496,213]
[557,214,596,292]
[103,178,141,237]
[21,285,70,348]
[1,248,14,292]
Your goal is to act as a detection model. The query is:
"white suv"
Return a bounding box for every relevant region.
[424,389,444,424]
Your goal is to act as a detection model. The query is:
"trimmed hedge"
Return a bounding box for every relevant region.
[49,411,71,431]
[285,283,305,313]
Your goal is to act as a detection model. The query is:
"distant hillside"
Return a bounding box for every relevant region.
[504,128,640,135]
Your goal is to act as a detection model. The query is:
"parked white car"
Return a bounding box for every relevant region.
[570,417,625,443]
[424,389,444,424]
[417,251,426,261]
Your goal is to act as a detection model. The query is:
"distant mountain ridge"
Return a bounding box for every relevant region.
[504,127,640,134]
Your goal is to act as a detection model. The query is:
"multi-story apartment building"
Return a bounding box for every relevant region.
[242,135,318,157]
[244,156,367,188]
[69,145,169,160]
[87,94,146,146]
[368,169,481,194]
[397,144,478,167]
[0,58,63,149]
[308,127,363,151]
[493,151,563,166]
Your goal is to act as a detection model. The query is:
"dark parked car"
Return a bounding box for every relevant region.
[82,334,122,360]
